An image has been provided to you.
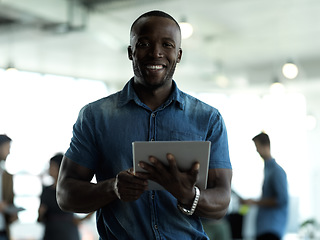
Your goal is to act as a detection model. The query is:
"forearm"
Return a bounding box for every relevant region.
[256,197,277,207]
[177,168,232,219]
[57,177,117,213]
[194,187,230,219]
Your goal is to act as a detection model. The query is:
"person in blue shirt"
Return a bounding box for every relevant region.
[241,132,288,240]
[57,10,232,240]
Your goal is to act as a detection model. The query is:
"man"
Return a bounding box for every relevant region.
[57,10,232,239]
[0,134,17,240]
[241,132,288,240]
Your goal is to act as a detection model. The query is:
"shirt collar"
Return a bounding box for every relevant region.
[118,78,185,110]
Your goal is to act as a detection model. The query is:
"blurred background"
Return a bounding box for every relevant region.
[0,0,319,239]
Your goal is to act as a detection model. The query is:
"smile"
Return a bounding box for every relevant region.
[146,65,164,70]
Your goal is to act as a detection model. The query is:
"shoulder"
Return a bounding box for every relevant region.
[78,92,121,118]
[179,90,220,114]
[271,161,287,177]
[87,92,119,109]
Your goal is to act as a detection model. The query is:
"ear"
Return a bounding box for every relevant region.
[177,48,182,63]
[128,46,133,60]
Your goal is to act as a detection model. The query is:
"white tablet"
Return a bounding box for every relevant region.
[132,141,211,190]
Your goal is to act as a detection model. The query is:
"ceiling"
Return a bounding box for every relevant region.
[0,0,320,93]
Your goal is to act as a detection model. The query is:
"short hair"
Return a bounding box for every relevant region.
[0,134,12,146]
[130,10,181,35]
[252,132,270,146]
[50,153,64,167]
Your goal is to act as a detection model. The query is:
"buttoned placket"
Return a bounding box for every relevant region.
[149,191,162,239]
[149,111,157,141]
[148,111,162,239]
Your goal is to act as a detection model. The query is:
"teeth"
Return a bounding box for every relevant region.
[147,65,163,70]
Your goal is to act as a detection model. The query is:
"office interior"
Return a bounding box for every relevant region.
[0,0,319,239]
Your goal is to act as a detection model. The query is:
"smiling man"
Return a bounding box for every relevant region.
[57,10,232,240]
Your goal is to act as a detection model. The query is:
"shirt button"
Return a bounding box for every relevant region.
[151,139,154,141]
[151,113,155,118]
[154,224,158,229]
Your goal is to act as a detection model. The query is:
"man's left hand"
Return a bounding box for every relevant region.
[137,153,199,205]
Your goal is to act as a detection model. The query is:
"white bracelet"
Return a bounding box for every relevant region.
[113,174,121,200]
[177,186,200,216]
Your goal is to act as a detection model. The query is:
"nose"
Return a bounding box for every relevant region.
[149,44,163,58]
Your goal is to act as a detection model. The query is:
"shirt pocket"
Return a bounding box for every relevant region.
[168,131,204,141]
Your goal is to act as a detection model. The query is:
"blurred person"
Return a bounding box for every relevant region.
[56,10,232,240]
[241,132,288,240]
[38,153,93,240]
[0,134,18,240]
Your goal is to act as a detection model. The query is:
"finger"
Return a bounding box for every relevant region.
[115,175,148,201]
[118,170,148,188]
[134,171,150,180]
[120,175,148,188]
[190,162,200,179]
[167,153,179,174]
[139,157,165,173]
[127,168,134,175]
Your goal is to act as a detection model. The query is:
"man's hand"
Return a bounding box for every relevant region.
[114,168,149,202]
[136,153,200,205]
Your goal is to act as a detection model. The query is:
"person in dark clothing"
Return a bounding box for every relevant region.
[38,153,92,240]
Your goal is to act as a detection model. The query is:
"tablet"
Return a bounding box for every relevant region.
[132,141,211,190]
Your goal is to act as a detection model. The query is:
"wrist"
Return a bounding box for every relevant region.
[177,186,200,216]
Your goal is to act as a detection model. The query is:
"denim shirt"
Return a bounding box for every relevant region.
[256,158,288,238]
[66,78,231,240]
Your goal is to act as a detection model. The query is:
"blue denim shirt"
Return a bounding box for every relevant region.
[256,158,288,238]
[65,79,232,240]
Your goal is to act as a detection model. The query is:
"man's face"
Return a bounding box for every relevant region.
[0,142,11,161]
[254,141,268,159]
[128,16,182,90]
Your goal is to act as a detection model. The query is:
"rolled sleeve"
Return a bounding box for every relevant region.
[65,104,99,170]
[207,110,232,170]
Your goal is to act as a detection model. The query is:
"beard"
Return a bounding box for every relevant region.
[132,61,177,90]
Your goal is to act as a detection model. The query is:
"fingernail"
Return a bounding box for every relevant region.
[149,157,155,163]
[138,162,144,168]
[195,163,200,170]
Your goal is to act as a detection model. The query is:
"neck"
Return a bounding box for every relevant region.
[133,80,173,111]
[263,154,272,161]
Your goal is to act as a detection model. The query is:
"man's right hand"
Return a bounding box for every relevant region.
[114,168,149,202]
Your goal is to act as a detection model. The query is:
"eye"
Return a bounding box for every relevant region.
[163,42,174,48]
[137,41,149,47]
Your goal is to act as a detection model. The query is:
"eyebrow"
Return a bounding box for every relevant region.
[137,36,176,43]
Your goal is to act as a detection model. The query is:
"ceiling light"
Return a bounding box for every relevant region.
[282,61,298,79]
[270,78,285,95]
[179,22,193,39]
[215,74,229,88]
[5,62,18,72]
